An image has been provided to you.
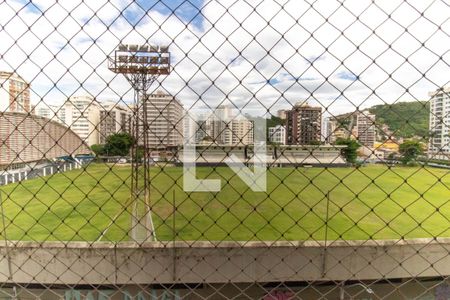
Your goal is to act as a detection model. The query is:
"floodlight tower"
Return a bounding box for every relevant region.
[108,44,170,242]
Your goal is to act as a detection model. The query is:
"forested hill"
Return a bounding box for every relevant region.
[368,101,430,138]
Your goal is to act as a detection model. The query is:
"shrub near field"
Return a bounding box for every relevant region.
[0,164,449,242]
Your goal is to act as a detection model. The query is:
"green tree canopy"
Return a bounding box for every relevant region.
[335,138,361,164]
[90,144,105,156]
[103,133,134,156]
[399,140,423,164]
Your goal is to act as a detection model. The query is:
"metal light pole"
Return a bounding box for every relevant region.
[108,44,170,242]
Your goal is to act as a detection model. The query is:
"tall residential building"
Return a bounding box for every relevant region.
[195,120,210,144]
[211,105,233,145]
[144,91,184,147]
[34,99,132,146]
[277,109,287,120]
[0,72,31,113]
[32,102,60,120]
[99,102,132,144]
[200,106,254,146]
[323,117,336,144]
[268,125,286,145]
[57,96,101,146]
[183,113,197,143]
[230,118,254,145]
[356,111,376,148]
[429,87,450,159]
[286,102,322,145]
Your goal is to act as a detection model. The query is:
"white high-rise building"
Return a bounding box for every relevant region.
[231,118,254,146]
[268,125,286,145]
[194,116,211,144]
[211,105,232,145]
[183,112,198,143]
[32,102,60,120]
[57,96,101,146]
[323,117,334,144]
[429,87,450,160]
[356,111,376,148]
[144,91,184,147]
[204,106,254,146]
[34,98,133,147]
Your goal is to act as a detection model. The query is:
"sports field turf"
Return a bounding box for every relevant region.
[0,164,449,242]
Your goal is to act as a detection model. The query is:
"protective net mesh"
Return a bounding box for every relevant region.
[0,0,449,299]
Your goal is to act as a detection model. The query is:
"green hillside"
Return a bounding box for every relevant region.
[368,101,429,138]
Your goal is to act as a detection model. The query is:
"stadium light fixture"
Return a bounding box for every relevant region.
[108,43,171,242]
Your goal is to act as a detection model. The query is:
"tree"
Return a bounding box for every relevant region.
[90,144,105,156]
[266,115,284,127]
[103,133,134,156]
[399,140,423,164]
[335,138,361,164]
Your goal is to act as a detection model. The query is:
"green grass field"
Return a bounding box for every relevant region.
[0,164,449,242]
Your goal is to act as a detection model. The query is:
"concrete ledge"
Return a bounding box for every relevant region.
[1,238,449,285]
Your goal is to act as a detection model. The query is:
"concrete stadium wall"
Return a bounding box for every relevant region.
[176,145,348,166]
[1,238,449,285]
[0,112,90,166]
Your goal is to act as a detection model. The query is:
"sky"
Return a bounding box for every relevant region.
[0,0,449,117]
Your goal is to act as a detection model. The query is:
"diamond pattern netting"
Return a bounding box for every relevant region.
[0,0,449,299]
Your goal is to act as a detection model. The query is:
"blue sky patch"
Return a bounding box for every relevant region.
[337,70,358,81]
[305,55,326,64]
[269,78,280,85]
[14,0,42,14]
[130,0,205,30]
[17,0,205,31]
[281,73,319,82]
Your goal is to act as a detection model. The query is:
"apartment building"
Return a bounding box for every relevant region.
[429,87,450,159]
[34,98,132,146]
[0,72,31,113]
[32,102,59,120]
[209,105,231,145]
[198,106,254,146]
[99,102,132,144]
[193,119,211,144]
[285,102,322,145]
[230,118,254,145]
[144,91,184,148]
[356,111,376,148]
[57,96,101,146]
[277,109,287,120]
[268,125,286,145]
[323,117,334,144]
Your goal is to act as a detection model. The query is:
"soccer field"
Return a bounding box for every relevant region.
[0,164,449,242]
